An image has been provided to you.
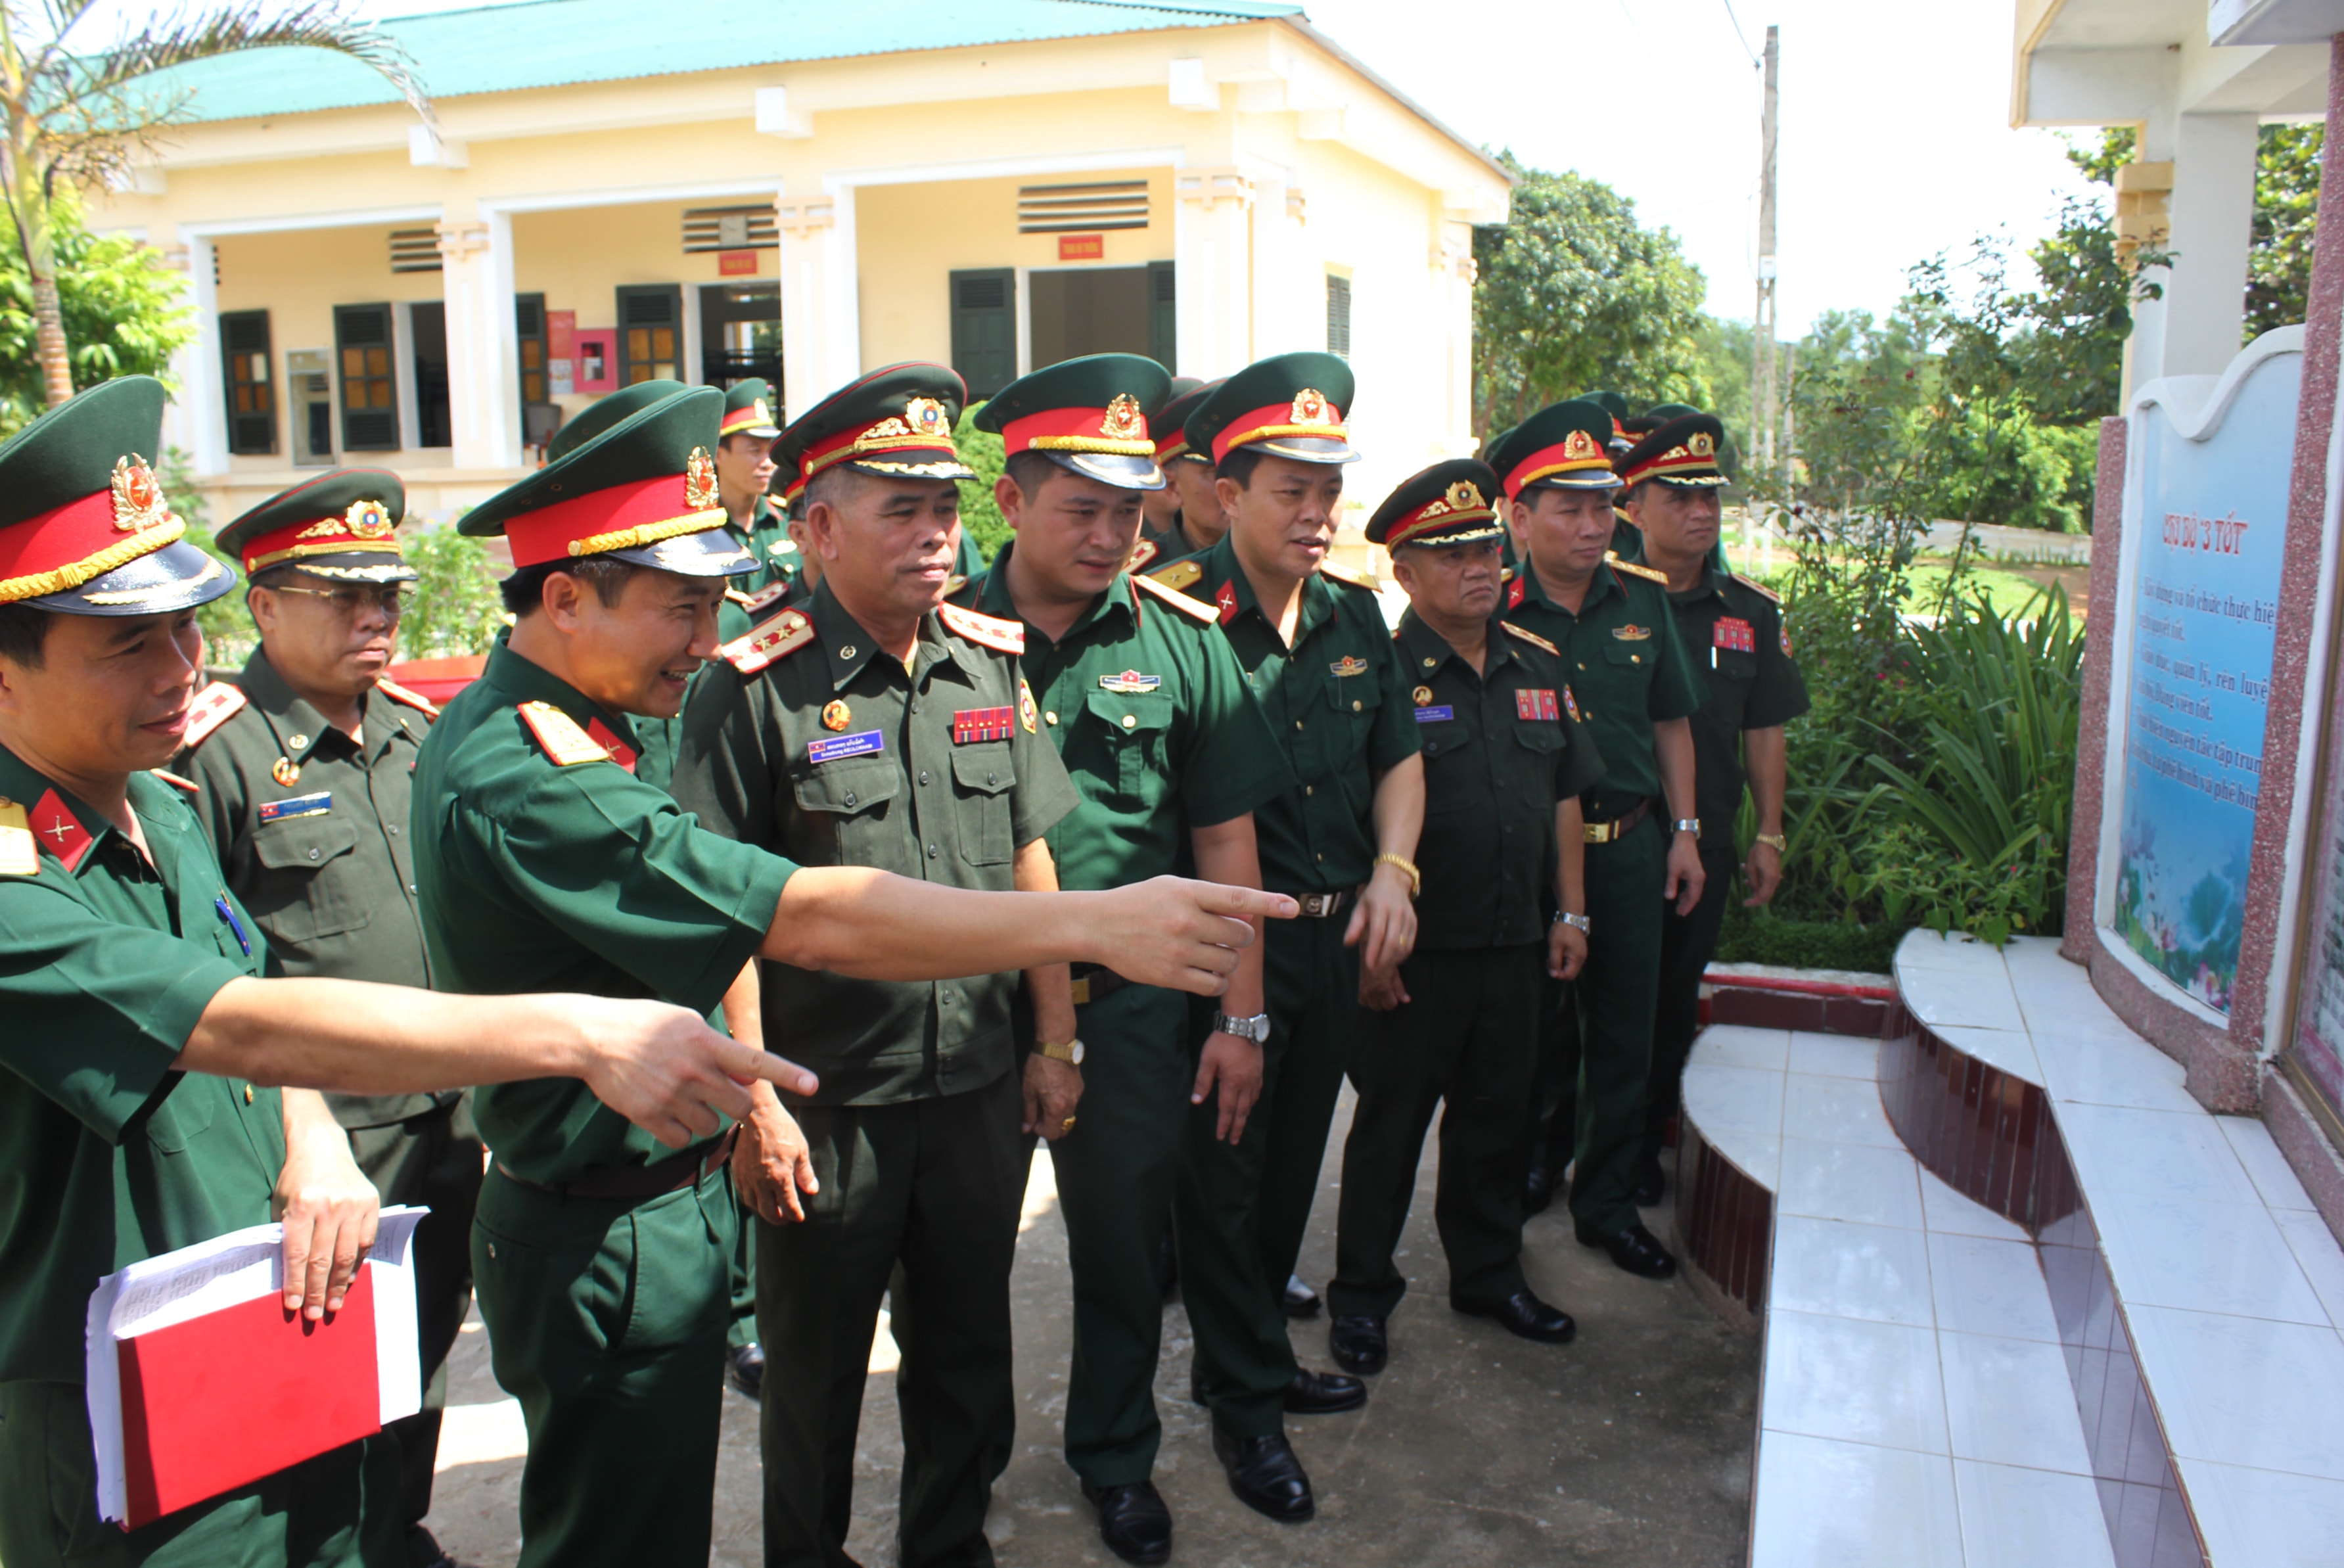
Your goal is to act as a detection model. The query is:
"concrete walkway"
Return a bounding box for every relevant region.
[423,1086,1758,1567]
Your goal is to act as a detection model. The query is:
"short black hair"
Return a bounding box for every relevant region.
[499,557,639,617]
[804,465,863,513]
[1004,450,1061,500]
[1215,446,1265,491]
[244,564,299,624]
[0,603,51,668]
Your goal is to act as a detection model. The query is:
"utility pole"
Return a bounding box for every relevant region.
[1751,24,1779,482]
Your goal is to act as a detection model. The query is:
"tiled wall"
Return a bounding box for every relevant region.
[1674,1122,1770,1329]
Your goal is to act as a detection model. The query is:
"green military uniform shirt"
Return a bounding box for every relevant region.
[409,638,797,1186]
[1397,611,1607,948]
[178,649,446,1130]
[671,582,1080,1105]
[952,544,1289,891]
[1157,535,1419,894]
[1502,559,1704,817]
[0,747,283,1385]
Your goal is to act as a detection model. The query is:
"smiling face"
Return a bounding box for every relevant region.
[551,566,725,720]
[1512,485,1617,582]
[0,607,206,775]
[806,471,964,625]
[1219,453,1346,582]
[1391,536,1503,624]
[998,463,1144,605]
[248,570,402,705]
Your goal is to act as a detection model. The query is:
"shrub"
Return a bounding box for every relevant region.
[955,403,1008,565]
[399,526,507,658]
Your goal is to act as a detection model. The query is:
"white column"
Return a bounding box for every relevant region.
[177,234,227,475]
[438,212,520,470]
[1174,166,1254,380]
[1436,218,1477,455]
[775,187,858,421]
[2163,113,2261,375]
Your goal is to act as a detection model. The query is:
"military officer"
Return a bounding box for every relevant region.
[1615,412,1806,1203]
[1327,460,1604,1376]
[1149,352,1424,1524]
[1136,376,1226,563]
[0,380,815,1568]
[957,356,1289,1565]
[179,469,482,1568]
[714,378,801,598]
[1491,400,1705,1281]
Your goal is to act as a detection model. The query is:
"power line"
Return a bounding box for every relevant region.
[1719,0,1760,68]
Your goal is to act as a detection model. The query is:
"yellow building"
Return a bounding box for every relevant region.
[93,0,1510,522]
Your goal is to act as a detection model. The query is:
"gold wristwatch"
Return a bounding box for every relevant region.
[1752,833,1787,853]
[1037,1038,1085,1066]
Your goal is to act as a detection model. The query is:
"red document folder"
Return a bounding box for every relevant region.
[114,1269,382,1529]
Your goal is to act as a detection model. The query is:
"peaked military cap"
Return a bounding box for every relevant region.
[0,376,235,616]
[777,363,974,490]
[768,444,804,514]
[1185,352,1358,467]
[1484,399,1620,498]
[463,383,752,577]
[974,353,1170,490]
[1153,376,1220,465]
[216,469,417,584]
[1619,411,1728,489]
[548,379,685,462]
[721,377,781,440]
[1365,459,1504,550]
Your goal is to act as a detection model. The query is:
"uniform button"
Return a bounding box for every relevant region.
[387,825,399,835]
[1632,654,1641,664]
[1351,699,1361,712]
[1122,714,1137,729]
[1295,719,1306,731]
[927,843,939,858]
[1304,785,1314,796]
[1423,657,1436,668]
[1045,711,1059,726]
[1578,662,1586,670]
[844,792,858,808]
[1316,852,1324,862]
[409,883,419,894]
[243,1084,254,1104]
[307,847,321,861]
[920,770,931,785]
[986,772,998,786]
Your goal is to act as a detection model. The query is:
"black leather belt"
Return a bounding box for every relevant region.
[497,1127,735,1201]
[1070,964,1130,1007]
[1584,798,1653,845]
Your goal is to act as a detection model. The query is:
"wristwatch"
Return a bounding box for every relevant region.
[1037,1038,1085,1066]
[1555,912,1592,934]
[1672,818,1701,836]
[1752,832,1788,853]
[1211,1010,1272,1045]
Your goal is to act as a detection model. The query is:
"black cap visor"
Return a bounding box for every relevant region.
[1525,469,1623,492]
[1040,450,1166,491]
[1391,522,1508,549]
[1249,434,1360,465]
[600,527,760,577]
[29,538,239,616]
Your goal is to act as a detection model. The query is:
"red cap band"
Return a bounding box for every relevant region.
[1209,396,1347,465]
[1000,402,1153,457]
[0,482,182,604]
[505,472,721,568]
[1498,435,1614,499]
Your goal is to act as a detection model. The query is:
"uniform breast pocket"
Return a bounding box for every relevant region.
[1603,639,1660,703]
[792,759,904,869]
[1084,690,1174,802]
[1510,721,1568,808]
[248,817,367,945]
[951,745,1017,867]
[1325,671,1383,764]
[1711,647,1758,684]
[139,1072,226,1154]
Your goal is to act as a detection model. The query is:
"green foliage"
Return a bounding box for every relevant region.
[398,527,507,658]
[160,445,255,666]
[2247,123,2323,340]
[1712,906,1904,975]
[0,191,191,436]
[954,402,1009,565]
[1471,152,1711,438]
[1923,398,2098,533]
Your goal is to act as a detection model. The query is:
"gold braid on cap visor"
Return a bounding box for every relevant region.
[567,508,729,558]
[0,518,187,604]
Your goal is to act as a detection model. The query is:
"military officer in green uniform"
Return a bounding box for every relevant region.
[715,378,801,597]
[180,469,482,1568]
[1490,400,1704,1281]
[1148,352,1423,1525]
[1615,412,1806,1203]
[1136,376,1226,564]
[956,356,1289,1565]
[0,377,824,1568]
[1327,460,1603,1376]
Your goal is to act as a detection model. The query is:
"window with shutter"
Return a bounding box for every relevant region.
[333,304,399,451]
[1325,273,1352,361]
[410,302,451,449]
[1147,262,1177,374]
[949,269,1016,400]
[516,293,549,405]
[219,310,276,456]
[616,285,683,384]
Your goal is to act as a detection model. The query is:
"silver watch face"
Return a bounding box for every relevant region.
[1070,1040,1086,1065]
[1216,1012,1269,1044]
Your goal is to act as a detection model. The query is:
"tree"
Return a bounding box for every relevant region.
[0,185,188,433]
[2246,122,2322,340]
[1471,152,1711,438]
[0,1,428,408]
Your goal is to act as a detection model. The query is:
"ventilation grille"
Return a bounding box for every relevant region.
[682,206,779,253]
[955,273,1008,311]
[1325,273,1352,360]
[345,411,396,448]
[388,229,441,274]
[516,296,543,336]
[620,288,677,326]
[1017,181,1149,233]
[223,312,269,353]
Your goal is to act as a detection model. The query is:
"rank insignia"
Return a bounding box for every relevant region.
[1563,685,1582,722]
[30,789,91,871]
[1329,655,1369,678]
[1099,671,1162,695]
[0,796,34,876]
[258,792,333,824]
[1216,580,1239,626]
[586,718,639,773]
[271,757,302,787]
[517,701,613,767]
[1714,616,1755,654]
[821,700,852,731]
[1506,576,1526,610]
[1517,688,1560,722]
[1611,624,1652,641]
[1412,685,1435,706]
[954,705,1017,745]
[1019,680,1039,734]
[809,730,883,765]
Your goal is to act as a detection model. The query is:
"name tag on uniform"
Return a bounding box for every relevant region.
[1713,617,1755,653]
[952,706,1015,745]
[1516,689,1559,722]
[258,791,333,823]
[809,731,884,765]
[1413,705,1454,724]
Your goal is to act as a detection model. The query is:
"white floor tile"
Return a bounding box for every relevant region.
[1900,962,2027,1034]
[2184,1458,2344,1568]
[2035,1034,2201,1115]
[1762,1309,1950,1454]
[2128,1305,2344,1481]
[2275,1210,2344,1329]
[1780,1138,1925,1230]
[1770,1215,1936,1327]
[1952,1459,2118,1568]
[1927,1232,2064,1343]
[1683,1061,1785,1186]
[2094,1194,2330,1326]
[1691,1024,1793,1072]
[2056,1102,2266,1207]
[1751,1432,1964,1568]
[1918,1171,2031,1241]
[1789,1030,1883,1080]
[1933,1023,2042,1084]
[1784,1073,1902,1149]
[1896,929,2009,976]
[1940,1330,2096,1473]
[2218,1115,2318,1211]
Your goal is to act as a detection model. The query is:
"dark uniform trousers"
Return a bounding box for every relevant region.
[469,1159,738,1568]
[1571,814,1670,1235]
[760,1070,1028,1568]
[1647,842,1740,1157]
[1332,944,1542,1318]
[1174,911,1359,1439]
[1527,977,1584,1179]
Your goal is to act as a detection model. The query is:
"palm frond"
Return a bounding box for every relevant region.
[48,1,430,127]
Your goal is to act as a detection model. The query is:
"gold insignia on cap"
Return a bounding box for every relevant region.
[344,499,396,539]
[1562,428,1601,461]
[821,699,852,732]
[1101,394,1147,441]
[685,446,720,509]
[109,455,175,534]
[1689,432,1716,459]
[1290,388,1332,427]
[905,398,952,441]
[1445,480,1484,512]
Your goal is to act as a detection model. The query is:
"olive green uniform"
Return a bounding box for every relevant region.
[950,547,1288,1488]
[0,747,400,1568]
[410,639,797,1568]
[177,649,482,1556]
[1331,613,1605,1318]
[671,582,1080,1568]
[1502,561,1703,1235]
[1157,535,1421,1439]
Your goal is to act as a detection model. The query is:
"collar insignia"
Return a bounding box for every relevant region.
[1215,580,1239,626]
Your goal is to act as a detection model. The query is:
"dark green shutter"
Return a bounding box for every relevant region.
[1147,261,1177,373]
[333,303,398,451]
[950,269,1017,399]
[616,285,683,384]
[219,309,275,456]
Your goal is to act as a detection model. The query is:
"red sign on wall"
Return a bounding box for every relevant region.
[546,310,575,359]
[1057,233,1105,262]
[718,249,761,277]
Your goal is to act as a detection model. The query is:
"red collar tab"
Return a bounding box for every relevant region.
[586,718,639,772]
[800,397,961,481]
[503,458,724,568]
[1210,389,1346,465]
[241,497,403,572]
[1215,580,1239,625]
[30,789,93,871]
[0,455,184,605]
[1000,396,1153,459]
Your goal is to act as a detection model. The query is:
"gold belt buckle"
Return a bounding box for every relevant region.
[1584,819,1613,844]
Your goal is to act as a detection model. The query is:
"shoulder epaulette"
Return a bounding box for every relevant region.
[735,580,791,616]
[0,798,32,875]
[937,600,1025,655]
[944,574,969,596]
[719,606,816,676]
[1319,560,1379,591]
[1500,622,1560,656]
[724,588,755,608]
[1126,537,1161,574]
[1149,558,1205,593]
[181,681,247,750]
[1605,552,1670,586]
[1130,570,1220,624]
[516,701,612,767]
[1501,565,1516,583]
[1732,571,1783,603]
[149,768,200,794]
[373,676,441,718]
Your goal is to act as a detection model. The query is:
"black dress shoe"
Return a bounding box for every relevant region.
[1632,1148,1666,1207]
[1283,1367,1366,1414]
[1211,1428,1315,1523]
[1282,1273,1321,1319]
[1523,1159,1555,1216]
[1576,1221,1678,1280]
[1328,1314,1387,1374]
[725,1341,766,1400]
[1080,1478,1174,1565]
[1452,1288,1577,1344]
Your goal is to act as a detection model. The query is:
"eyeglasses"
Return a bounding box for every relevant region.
[269,584,417,620]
